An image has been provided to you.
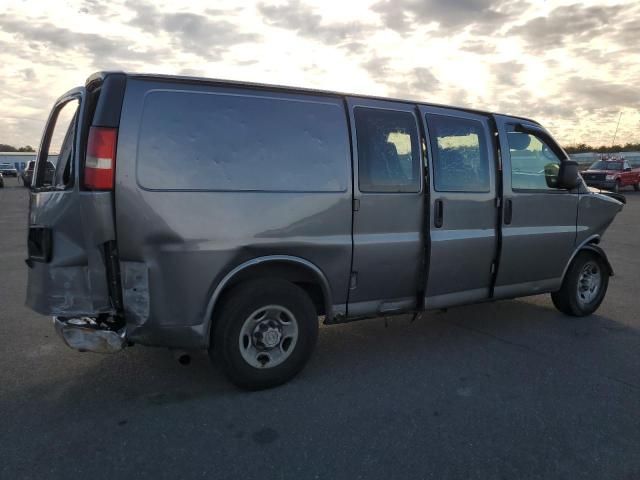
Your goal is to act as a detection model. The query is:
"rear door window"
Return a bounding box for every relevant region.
[36,99,79,188]
[354,107,420,193]
[136,90,350,192]
[427,114,490,192]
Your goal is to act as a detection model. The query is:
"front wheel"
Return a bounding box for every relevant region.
[211,278,318,390]
[634,181,639,191]
[612,180,620,193]
[551,251,609,316]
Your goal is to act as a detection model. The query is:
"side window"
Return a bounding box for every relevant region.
[52,110,78,188]
[137,91,349,192]
[427,114,490,192]
[38,99,79,188]
[354,107,420,193]
[506,130,562,190]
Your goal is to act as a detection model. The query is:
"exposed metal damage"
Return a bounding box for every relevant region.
[54,316,126,353]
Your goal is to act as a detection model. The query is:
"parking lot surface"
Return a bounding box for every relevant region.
[1,176,639,479]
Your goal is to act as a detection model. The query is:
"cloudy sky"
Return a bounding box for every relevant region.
[1,0,639,147]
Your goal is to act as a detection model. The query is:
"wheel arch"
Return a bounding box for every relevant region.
[203,255,333,344]
[560,235,614,286]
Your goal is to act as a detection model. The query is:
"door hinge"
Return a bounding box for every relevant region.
[349,272,358,290]
[497,149,503,172]
[352,198,360,211]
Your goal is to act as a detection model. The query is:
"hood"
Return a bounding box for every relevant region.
[587,186,626,204]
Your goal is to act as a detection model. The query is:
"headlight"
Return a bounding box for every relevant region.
[606,175,615,180]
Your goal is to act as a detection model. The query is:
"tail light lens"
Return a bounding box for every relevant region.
[84,126,117,190]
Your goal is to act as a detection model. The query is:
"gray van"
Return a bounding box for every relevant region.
[26,72,623,389]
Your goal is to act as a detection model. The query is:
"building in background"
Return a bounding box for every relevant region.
[0,152,58,172]
[0,152,36,172]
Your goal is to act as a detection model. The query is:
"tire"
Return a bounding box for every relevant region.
[634,181,639,192]
[551,251,609,317]
[210,278,318,390]
[612,180,620,193]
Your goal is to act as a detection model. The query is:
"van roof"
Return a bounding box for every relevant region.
[87,71,541,127]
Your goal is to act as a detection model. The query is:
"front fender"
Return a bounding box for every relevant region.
[580,244,614,276]
[559,237,614,291]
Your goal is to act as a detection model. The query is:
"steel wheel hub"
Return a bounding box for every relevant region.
[239,305,299,369]
[253,321,282,348]
[577,262,601,305]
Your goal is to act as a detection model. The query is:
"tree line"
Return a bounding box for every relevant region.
[0,144,35,152]
[564,143,640,154]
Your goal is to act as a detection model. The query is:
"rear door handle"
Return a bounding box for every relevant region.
[504,199,512,225]
[434,199,444,228]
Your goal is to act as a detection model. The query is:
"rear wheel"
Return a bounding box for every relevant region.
[211,278,318,390]
[634,181,639,191]
[551,251,609,316]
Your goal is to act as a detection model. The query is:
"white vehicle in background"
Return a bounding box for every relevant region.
[0,162,18,177]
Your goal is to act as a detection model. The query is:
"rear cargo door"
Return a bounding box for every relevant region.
[26,84,118,317]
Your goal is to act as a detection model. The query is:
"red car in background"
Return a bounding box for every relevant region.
[582,158,640,193]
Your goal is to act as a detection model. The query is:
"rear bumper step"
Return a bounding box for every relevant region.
[54,316,126,353]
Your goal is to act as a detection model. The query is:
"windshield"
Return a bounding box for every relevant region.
[590,161,622,171]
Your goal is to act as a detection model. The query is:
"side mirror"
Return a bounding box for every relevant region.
[557,160,581,190]
[544,162,560,188]
[624,167,632,172]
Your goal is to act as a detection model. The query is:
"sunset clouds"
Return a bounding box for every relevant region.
[1,0,639,146]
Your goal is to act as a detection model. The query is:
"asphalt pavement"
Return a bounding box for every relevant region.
[1,175,639,479]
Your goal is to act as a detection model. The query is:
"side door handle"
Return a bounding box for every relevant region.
[434,199,444,228]
[504,199,512,225]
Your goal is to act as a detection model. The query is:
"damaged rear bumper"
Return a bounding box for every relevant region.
[54,316,126,353]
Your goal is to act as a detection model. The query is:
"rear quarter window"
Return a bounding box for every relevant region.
[136,90,350,192]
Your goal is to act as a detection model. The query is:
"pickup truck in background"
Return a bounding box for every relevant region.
[582,158,640,193]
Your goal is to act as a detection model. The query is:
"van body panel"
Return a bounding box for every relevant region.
[346,97,424,316]
[115,79,353,339]
[26,194,117,320]
[493,115,579,296]
[576,191,624,245]
[420,106,497,308]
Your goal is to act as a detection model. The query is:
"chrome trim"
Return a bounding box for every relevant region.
[54,317,126,353]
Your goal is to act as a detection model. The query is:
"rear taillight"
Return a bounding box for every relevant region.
[84,126,117,190]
